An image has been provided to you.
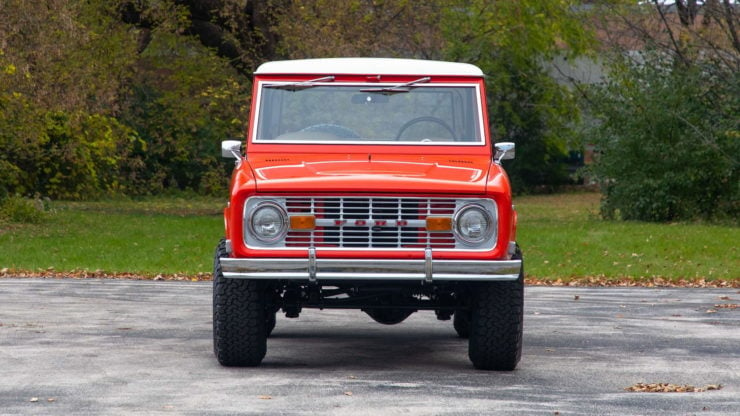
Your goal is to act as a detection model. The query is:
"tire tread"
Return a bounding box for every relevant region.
[468,247,524,371]
[213,239,267,366]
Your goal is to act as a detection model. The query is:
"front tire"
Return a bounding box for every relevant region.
[468,248,524,371]
[213,239,267,366]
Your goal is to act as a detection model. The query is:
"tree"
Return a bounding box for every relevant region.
[1,0,252,198]
[120,28,249,195]
[585,1,739,221]
[0,0,141,199]
[273,0,445,59]
[119,0,287,75]
[442,0,596,191]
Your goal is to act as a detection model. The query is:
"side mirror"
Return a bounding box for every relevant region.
[221,140,242,159]
[494,142,515,163]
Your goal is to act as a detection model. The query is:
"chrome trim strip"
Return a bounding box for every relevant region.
[308,247,317,282]
[424,248,433,283]
[220,258,521,282]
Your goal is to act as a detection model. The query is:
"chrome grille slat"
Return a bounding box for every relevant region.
[285,197,456,249]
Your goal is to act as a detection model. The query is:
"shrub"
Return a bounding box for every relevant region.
[38,112,142,199]
[586,55,739,222]
[0,103,142,200]
[0,196,47,224]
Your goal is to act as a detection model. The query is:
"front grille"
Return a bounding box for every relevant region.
[284,197,456,249]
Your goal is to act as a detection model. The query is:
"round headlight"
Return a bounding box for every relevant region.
[249,202,288,243]
[454,204,493,245]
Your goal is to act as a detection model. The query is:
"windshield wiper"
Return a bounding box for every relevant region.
[264,76,335,91]
[360,77,431,95]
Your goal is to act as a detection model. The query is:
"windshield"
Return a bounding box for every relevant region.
[253,83,484,145]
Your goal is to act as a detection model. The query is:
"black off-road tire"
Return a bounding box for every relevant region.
[213,239,267,366]
[468,248,524,371]
[453,311,471,338]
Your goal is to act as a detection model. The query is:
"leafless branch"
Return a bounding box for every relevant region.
[652,0,690,66]
[721,0,740,54]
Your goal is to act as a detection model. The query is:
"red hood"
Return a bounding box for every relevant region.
[247,153,491,194]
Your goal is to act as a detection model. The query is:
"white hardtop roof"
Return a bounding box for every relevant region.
[255,58,484,77]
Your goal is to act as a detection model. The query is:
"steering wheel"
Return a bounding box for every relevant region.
[300,123,360,139]
[395,116,457,141]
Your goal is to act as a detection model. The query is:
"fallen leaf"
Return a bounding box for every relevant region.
[625,383,723,393]
[714,304,738,309]
[718,296,731,300]
[574,295,580,301]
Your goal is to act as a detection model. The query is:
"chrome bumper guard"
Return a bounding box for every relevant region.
[220,255,522,282]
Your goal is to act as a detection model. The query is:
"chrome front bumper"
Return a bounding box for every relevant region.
[220,252,522,283]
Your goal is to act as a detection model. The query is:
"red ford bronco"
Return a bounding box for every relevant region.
[215,58,523,370]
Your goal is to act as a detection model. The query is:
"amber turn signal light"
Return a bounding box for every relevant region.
[426,217,452,231]
[290,215,316,231]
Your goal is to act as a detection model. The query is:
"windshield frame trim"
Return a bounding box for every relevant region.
[251,80,487,146]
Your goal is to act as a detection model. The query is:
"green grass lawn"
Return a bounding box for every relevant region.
[1,193,737,281]
[516,193,738,281]
[0,197,225,276]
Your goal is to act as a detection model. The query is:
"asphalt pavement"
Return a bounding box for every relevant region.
[0,279,738,415]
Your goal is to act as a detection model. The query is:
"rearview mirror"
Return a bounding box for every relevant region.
[221,140,242,159]
[494,142,515,162]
